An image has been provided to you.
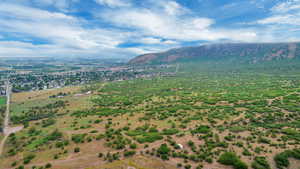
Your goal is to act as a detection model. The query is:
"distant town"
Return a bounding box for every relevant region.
[0,58,176,94]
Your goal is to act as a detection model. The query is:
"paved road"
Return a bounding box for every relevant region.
[0,80,23,157]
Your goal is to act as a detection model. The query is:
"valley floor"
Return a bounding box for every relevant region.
[1,63,300,169]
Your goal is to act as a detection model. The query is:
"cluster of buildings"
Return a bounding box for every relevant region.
[0,64,177,93]
[6,65,175,93]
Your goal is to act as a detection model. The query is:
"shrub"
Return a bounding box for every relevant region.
[273,149,300,169]
[218,152,248,169]
[130,143,137,149]
[242,148,251,156]
[234,160,248,169]
[42,119,56,127]
[191,125,211,134]
[23,154,36,164]
[251,156,270,169]
[16,166,24,169]
[46,130,63,141]
[55,141,64,148]
[74,147,80,153]
[229,126,247,133]
[184,164,191,169]
[218,152,239,165]
[11,161,17,167]
[72,134,87,143]
[136,133,163,143]
[157,144,171,160]
[124,150,136,157]
[45,163,52,168]
[162,128,179,135]
[98,153,104,158]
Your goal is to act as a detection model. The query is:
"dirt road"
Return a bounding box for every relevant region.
[0,81,23,157]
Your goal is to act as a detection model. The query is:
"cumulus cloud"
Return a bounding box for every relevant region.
[139,37,162,44]
[100,8,257,42]
[258,14,300,25]
[6,0,80,11]
[94,0,131,7]
[0,3,140,58]
[164,1,184,15]
[0,3,97,49]
[257,0,300,25]
[249,0,300,42]
[271,0,300,13]
[1,0,297,58]
[150,0,189,16]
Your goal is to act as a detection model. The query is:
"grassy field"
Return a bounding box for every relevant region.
[0,97,6,132]
[0,97,5,106]
[10,85,93,117]
[1,62,300,169]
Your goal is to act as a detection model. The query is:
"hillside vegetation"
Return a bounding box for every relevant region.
[129,42,300,64]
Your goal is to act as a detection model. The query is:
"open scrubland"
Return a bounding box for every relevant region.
[1,61,300,169]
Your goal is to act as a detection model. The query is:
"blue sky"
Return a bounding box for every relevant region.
[0,0,300,58]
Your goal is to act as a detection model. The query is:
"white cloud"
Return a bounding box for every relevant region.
[0,3,128,49]
[100,8,257,42]
[0,3,74,20]
[95,0,130,7]
[257,0,300,26]
[164,1,183,15]
[258,14,300,25]
[3,0,296,59]
[162,40,177,45]
[0,3,142,58]
[139,37,162,44]
[271,0,300,13]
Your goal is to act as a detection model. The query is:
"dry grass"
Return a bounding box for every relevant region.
[11,85,82,103]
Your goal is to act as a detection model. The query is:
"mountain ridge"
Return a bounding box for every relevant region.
[129,42,300,64]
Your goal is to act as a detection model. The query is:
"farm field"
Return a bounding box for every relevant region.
[1,62,300,169]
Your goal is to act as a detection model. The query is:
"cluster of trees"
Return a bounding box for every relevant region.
[11,101,66,124]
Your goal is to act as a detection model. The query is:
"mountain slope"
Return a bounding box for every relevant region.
[129,42,300,64]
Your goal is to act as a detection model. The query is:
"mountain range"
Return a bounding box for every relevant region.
[129,42,300,64]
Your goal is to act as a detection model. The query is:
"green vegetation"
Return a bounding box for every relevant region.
[0,96,5,132]
[0,97,5,106]
[251,156,270,169]
[274,149,300,169]
[3,61,300,169]
[11,100,66,124]
[218,152,248,169]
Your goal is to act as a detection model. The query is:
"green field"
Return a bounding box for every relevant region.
[0,97,5,106]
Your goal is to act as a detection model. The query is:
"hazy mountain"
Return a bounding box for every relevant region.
[129,42,300,64]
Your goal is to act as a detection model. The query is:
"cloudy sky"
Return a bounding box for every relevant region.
[0,0,300,58]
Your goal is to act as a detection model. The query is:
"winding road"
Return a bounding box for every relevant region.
[0,80,23,157]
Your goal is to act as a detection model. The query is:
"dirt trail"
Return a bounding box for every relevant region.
[0,81,23,157]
